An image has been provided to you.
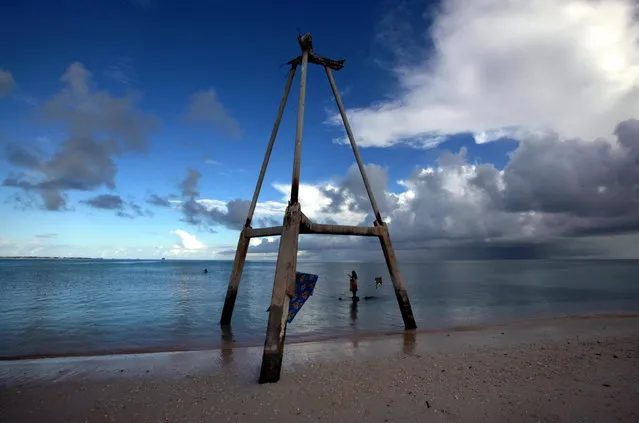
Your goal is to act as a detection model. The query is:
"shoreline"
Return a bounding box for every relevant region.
[1,313,638,422]
[2,311,638,362]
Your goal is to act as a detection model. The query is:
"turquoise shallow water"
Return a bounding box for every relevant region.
[1,258,638,358]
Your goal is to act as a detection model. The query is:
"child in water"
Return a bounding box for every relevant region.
[349,270,358,299]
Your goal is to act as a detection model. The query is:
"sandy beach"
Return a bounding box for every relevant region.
[1,314,638,423]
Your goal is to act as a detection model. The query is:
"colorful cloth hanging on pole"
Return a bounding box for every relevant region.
[287,272,319,323]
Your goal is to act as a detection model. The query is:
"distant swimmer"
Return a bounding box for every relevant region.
[204,268,208,274]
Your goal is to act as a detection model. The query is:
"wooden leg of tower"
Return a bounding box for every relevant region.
[258,203,302,383]
[220,65,296,327]
[377,222,417,329]
[220,230,250,326]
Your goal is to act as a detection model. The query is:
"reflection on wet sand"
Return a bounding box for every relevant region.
[349,301,358,324]
[220,326,234,364]
[403,330,416,355]
[350,301,359,348]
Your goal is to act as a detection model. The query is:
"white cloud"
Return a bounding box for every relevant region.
[167,229,208,256]
[328,0,639,147]
[271,182,367,226]
[187,181,367,229]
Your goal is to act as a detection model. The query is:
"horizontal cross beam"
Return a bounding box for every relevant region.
[245,226,284,238]
[245,217,380,239]
[300,220,380,237]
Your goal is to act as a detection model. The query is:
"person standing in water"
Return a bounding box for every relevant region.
[349,270,358,300]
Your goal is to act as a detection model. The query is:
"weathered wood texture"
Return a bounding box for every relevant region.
[259,203,302,384]
[325,66,383,224]
[248,222,381,238]
[219,230,250,326]
[300,213,380,237]
[290,49,309,205]
[246,226,284,238]
[297,32,313,50]
[245,65,297,227]
[377,222,417,329]
[287,51,345,71]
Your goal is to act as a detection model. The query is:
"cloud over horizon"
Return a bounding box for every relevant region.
[221,119,639,259]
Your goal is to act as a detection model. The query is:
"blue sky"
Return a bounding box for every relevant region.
[1,0,638,260]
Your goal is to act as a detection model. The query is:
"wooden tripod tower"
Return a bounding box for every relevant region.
[219,33,417,384]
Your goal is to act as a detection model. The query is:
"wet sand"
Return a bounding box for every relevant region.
[1,314,638,422]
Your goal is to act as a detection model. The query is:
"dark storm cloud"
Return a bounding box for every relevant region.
[2,62,158,211]
[174,168,274,231]
[303,119,639,259]
[206,198,251,229]
[500,119,639,236]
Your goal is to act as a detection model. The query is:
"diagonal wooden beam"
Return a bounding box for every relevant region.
[220,64,296,327]
[244,65,297,227]
[325,66,384,225]
[219,229,250,326]
[376,221,417,329]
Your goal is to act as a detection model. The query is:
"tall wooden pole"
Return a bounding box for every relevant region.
[290,49,309,205]
[220,65,297,326]
[259,35,311,383]
[258,203,301,383]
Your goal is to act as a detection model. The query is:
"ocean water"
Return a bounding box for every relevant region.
[1,258,638,358]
